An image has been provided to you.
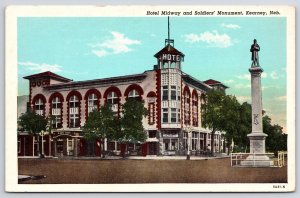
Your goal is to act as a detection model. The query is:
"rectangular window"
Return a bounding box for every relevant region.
[178,109,181,123]
[149,130,156,138]
[171,86,176,100]
[162,108,168,123]
[171,108,177,123]
[162,61,168,69]
[148,103,155,125]
[200,133,204,139]
[162,86,168,100]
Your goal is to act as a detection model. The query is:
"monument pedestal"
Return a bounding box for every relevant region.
[240,63,273,167]
[240,133,274,167]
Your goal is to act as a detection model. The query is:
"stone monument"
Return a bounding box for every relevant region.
[241,39,273,167]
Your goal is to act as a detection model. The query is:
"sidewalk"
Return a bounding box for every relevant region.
[18,153,230,160]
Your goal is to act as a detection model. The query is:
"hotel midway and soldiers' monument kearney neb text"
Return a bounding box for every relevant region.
[17,17,228,158]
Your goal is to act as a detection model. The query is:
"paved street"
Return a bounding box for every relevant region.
[18,157,287,184]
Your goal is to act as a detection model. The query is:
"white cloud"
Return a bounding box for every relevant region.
[221,23,241,29]
[275,96,286,102]
[235,96,251,103]
[90,31,141,57]
[92,49,108,57]
[234,83,251,89]
[236,74,251,80]
[261,72,267,78]
[184,30,233,48]
[236,73,267,80]
[18,61,62,72]
[270,71,279,79]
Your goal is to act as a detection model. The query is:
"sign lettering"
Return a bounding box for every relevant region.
[162,54,181,62]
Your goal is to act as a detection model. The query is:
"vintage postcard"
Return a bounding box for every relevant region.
[5,5,295,192]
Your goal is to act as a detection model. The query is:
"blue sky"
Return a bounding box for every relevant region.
[17,17,287,131]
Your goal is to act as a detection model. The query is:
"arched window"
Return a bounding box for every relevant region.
[125,84,143,100]
[200,94,206,127]
[88,93,98,114]
[67,91,82,128]
[70,95,79,107]
[34,98,44,116]
[32,94,46,116]
[49,92,64,129]
[162,61,168,69]
[107,91,118,113]
[84,89,101,120]
[147,91,156,125]
[104,86,121,114]
[192,94,198,127]
[107,91,118,105]
[52,97,62,128]
[128,89,139,99]
[170,62,176,68]
[183,87,191,125]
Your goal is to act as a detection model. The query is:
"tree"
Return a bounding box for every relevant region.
[18,110,48,157]
[118,98,148,157]
[220,95,241,154]
[234,102,252,151]
[263,115,287,153]
[204,90,226,156]
[81,103,116,157]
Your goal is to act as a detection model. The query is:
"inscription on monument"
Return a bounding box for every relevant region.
[251,140,263,153]
[253,114,259,125]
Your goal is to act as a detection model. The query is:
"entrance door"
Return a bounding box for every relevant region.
[148,142,157,155]
[57,139,64,156]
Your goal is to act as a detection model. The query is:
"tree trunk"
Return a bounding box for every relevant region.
[121,143,126,158]
[210,129,215,157]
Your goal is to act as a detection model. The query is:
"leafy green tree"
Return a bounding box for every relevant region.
[220,95,241,154]
[81,103,116,157]
[18,110,48,157]
[263,115,287,152]
[118,98,148,157]
[205,90,226,156]
[233,102,251,152]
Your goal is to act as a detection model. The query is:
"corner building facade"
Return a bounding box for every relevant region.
[18,40,228,157]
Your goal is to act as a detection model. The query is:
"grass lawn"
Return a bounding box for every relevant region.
[18,158,287,184]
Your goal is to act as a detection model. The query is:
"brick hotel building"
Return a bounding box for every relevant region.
[17,33,228,157]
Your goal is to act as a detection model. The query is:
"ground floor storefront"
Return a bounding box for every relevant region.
[18,129,227,157]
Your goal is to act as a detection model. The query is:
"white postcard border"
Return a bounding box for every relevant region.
[5,5,295,192]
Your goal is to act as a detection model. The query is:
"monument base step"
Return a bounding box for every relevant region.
[240,159,274,167]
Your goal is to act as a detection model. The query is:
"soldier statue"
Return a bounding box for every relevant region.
[250,39,260,67]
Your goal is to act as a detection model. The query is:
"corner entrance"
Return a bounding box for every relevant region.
[53,135,76,157]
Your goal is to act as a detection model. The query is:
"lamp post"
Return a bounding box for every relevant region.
[185,126,192,160]
[40,130,45,158]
